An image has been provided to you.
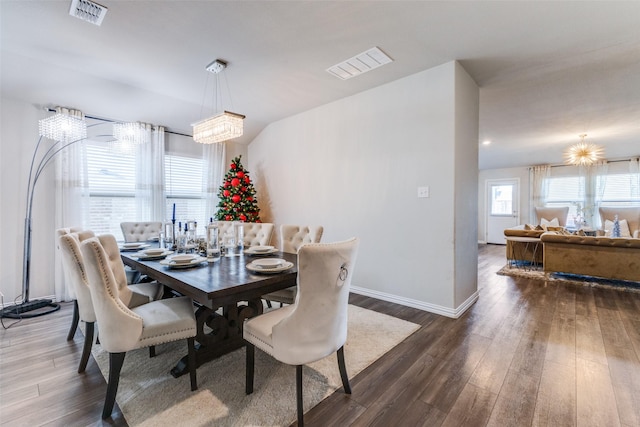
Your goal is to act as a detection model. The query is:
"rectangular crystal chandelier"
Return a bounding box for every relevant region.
[38,107,87,143]
[192,111,245,144]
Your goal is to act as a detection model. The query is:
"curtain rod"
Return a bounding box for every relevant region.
[529,157,639,170]
[44,107,192,138]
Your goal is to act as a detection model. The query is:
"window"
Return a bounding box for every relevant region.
[490,184,513,215]
[545,175,584,227]
[165,153,209,231]
[86,142,136,236]
[85,141,210,239]
[598,173,640,208]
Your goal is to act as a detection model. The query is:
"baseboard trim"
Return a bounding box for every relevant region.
[351,286,479,319]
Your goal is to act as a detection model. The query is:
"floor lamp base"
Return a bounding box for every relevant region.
[0,298,61,319]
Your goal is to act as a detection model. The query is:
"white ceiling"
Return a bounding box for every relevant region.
[2,1,640,170]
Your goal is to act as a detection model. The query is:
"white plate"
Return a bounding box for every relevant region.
[251,258,286,268]
[249,245,275,253]
[120,243,150,251]
[244,247,279,255]
[159,256,206,269]
[133,250,173,260]
[142,248,165,256]
[170,254,199,264]
[246,260,294,274]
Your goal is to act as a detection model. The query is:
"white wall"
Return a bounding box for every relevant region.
[477,166,530,242]
[1,99,56,303]
[248,61,479,317]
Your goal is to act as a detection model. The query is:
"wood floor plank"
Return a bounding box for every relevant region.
[485,368,539,427]
[576,357,621,427]
[440,383,498,427]
[532,359,577,427]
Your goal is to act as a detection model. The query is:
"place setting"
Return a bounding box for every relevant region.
[244,245,278,256]
[131,248,173,261]
[119,242,151,252]
[246,257,294,274]
[159,253,207,269]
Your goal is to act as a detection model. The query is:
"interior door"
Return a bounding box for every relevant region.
[486,179,520,244]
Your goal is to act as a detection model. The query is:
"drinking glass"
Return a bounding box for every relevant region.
[206,223,220,260]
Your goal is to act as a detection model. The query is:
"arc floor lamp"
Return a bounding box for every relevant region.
[0,107,144,319]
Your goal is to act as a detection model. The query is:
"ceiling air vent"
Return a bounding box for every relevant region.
[69,0,108,26]
[326,47,393,80]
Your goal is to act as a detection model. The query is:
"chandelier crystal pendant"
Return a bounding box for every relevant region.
[192,59,245,144]
[38,106,87,142]
[564,134,604,166]
[113,121,150,145]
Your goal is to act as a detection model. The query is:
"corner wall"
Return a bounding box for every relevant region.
[248,61,479,317]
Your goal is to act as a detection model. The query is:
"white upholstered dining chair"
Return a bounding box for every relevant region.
[217,221,275,247]
[244,237,359,427]
[58,232,164,373]
[262,225,324,306]
[80,237,198,419]
[57,226,92,342]
[119,221,163,242]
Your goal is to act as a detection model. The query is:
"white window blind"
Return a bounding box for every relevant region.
[598,173,640,207]
[165,154,208,229]
[86,142,136,236]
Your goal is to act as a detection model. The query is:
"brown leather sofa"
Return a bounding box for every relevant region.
[541,233,640,282]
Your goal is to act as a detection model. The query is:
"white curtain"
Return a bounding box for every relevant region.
[135,125,165,221]
[54,136,89,302]
[530,165,550,223]
[591,160,609,228]
[203,142,226,221]
[630,157,640,200]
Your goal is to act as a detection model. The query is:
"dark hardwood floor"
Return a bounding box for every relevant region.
[2,244,639,426]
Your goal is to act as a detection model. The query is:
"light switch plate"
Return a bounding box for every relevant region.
[417,186,430,198]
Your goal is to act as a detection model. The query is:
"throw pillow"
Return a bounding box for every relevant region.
[604,219,631,238]
[540,217,559,230]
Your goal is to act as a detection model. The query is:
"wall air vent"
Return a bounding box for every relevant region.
[326,47,393,80]
[69,0,108,26]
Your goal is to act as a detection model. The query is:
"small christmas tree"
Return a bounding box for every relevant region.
[215,155,261,222]
[612,214,621,237]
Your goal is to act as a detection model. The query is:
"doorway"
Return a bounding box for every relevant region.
[486,179,520,244]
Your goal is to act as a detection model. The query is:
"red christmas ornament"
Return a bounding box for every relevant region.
[231,178,240,187]
[232,195,241,203]
[231,163,236,169]
[223,189,230,197]
[225,215,232,220]
[237,171,245,178]
[239,214,247,221]
[244,176,250,184]
[224,181,230,188]
[247,196,253,201]
[241,186,247,192]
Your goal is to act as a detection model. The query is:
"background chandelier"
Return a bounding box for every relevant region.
[38,106,87,142]
[192,59,245,144]
[113,121,150,145]
[564,134,604,166]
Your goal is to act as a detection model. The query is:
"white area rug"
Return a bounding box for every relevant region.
[91,304,420,426]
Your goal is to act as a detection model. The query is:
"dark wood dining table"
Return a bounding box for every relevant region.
[121,249,297,377]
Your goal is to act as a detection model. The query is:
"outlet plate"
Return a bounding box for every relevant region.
[417,186,430,198]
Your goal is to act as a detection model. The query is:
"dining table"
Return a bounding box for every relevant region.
[120,248,297,377]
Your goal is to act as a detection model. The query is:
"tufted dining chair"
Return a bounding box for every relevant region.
[262,225,324,306]
[217,221,275,247]
[120,221,163,243]
[80,237,198,419]
[57,227,92,341]
[244,237,359,427]
[57,229,98,372]
[58,233,164,373]
[97,234,164,303]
